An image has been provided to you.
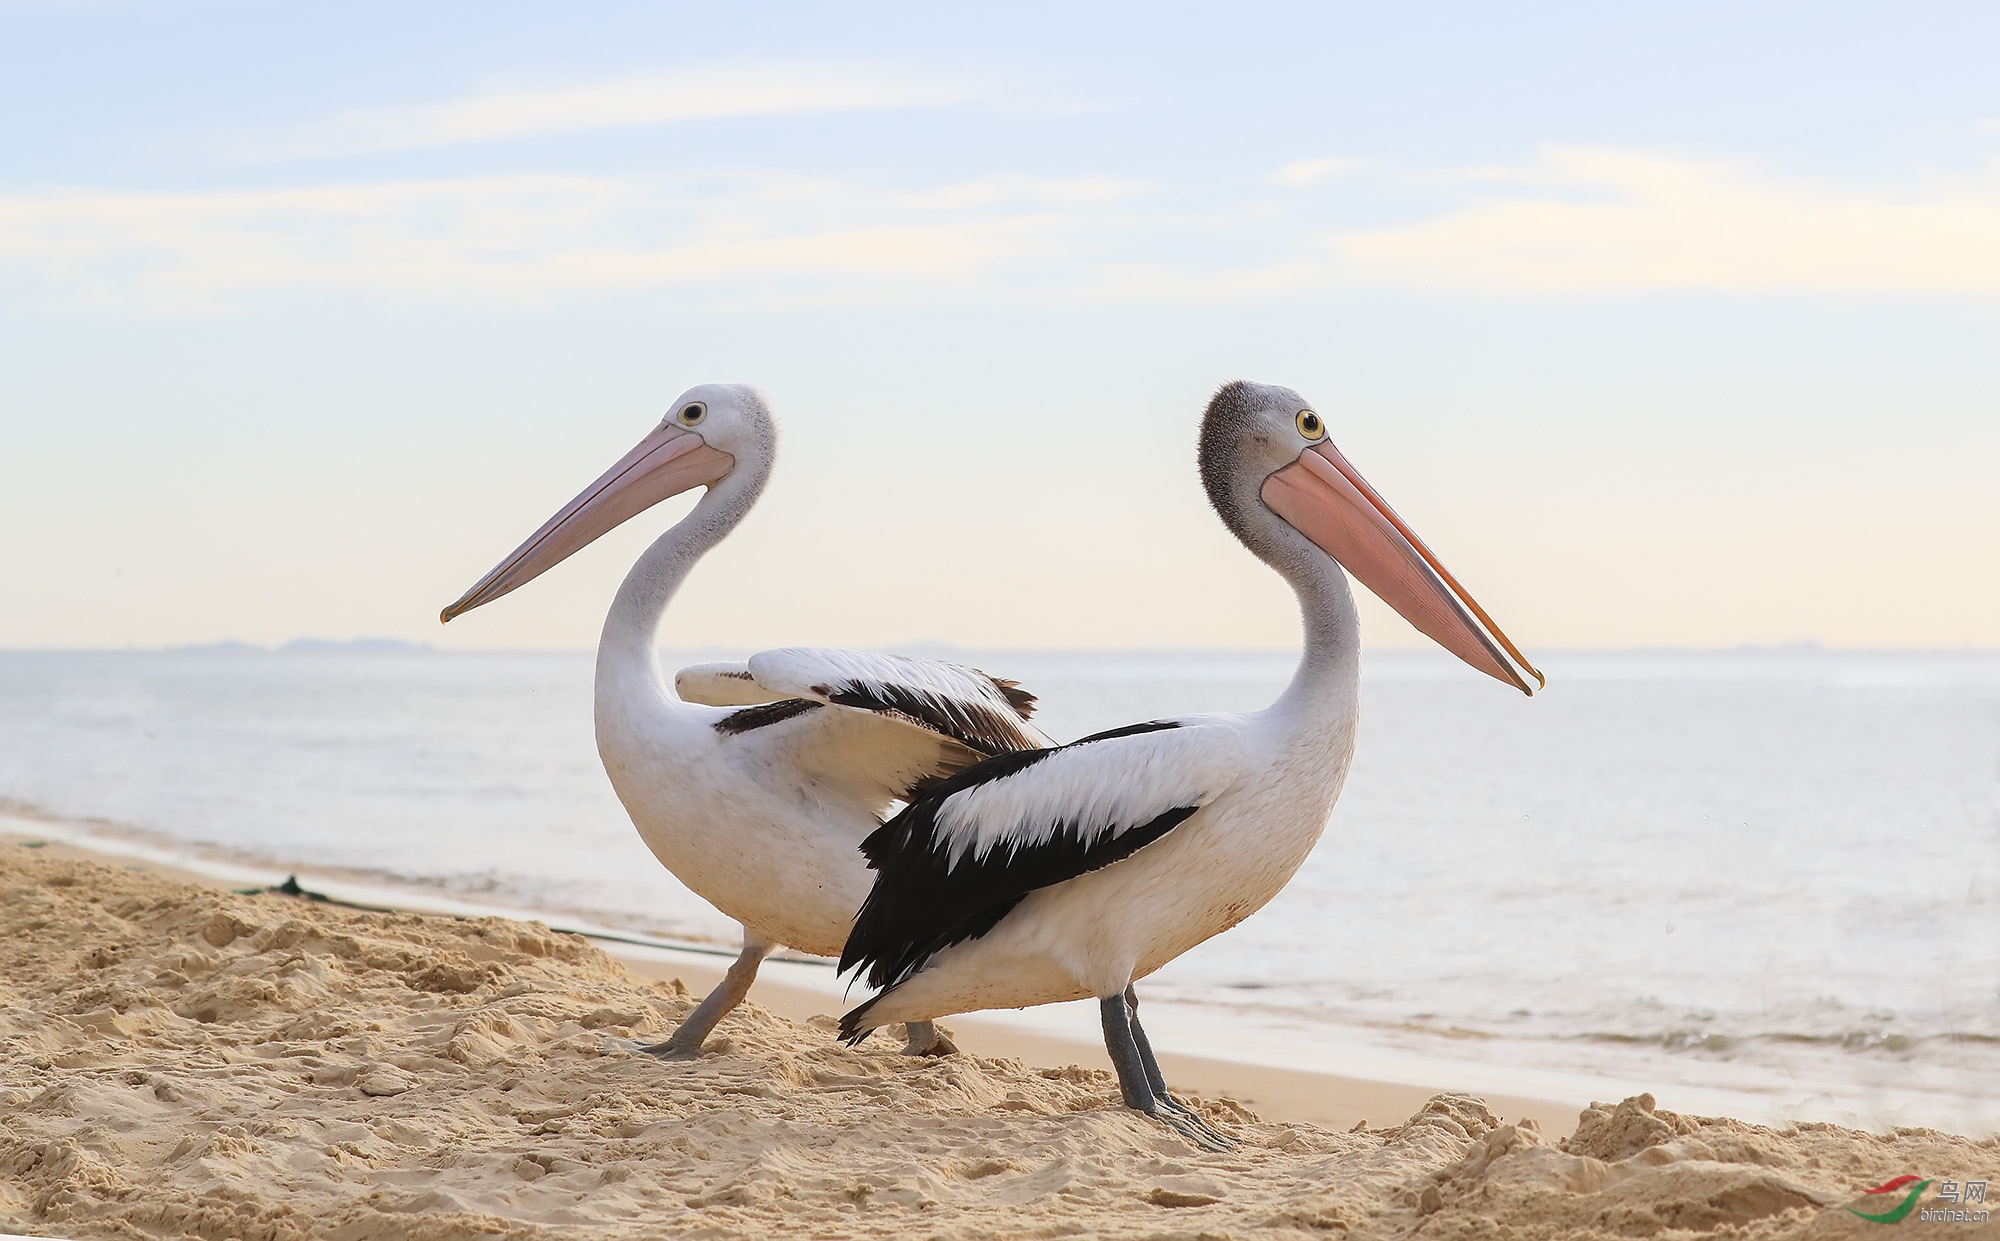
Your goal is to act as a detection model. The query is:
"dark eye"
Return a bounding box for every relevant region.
[676,402,707,427]
[1296,409,1324,440]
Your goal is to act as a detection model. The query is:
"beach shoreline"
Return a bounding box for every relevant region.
[1,825,1584,1137]
[12,813,1995,1142]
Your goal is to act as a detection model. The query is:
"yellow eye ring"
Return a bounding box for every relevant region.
[1296,409,1324,441]
[677,402,707,427]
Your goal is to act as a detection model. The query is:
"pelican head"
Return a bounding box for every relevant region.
[1199,379,1542,694]
[441,383,773,622]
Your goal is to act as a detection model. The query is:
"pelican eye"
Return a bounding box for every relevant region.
[1296,409,1324,440]
[676,402,707,427]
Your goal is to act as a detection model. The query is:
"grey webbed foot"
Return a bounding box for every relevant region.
[1116,985,1236,1148]
[620,935,770,1064]
[1152,1093,1237,1148]
[597,1034,702,1061]
[1100,991,1236,1151]
[1143,1099,1236,1151]
[633,1035,706,1061]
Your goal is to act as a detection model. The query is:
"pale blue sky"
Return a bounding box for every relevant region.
[4,1,1997,651]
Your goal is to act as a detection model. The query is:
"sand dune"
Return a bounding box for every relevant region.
[2,846,1993,1239]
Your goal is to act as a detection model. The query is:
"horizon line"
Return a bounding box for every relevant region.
[3,640,1998,658]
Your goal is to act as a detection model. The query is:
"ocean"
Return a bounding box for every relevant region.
[2,646,1994,1133]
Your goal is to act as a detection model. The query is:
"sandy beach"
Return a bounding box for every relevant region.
[4,839,1994,1240]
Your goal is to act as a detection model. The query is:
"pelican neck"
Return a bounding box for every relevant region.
[1265,546,1363,725]
[594,466,766,698]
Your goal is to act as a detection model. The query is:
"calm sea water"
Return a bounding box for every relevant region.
[2,647,1995,1130]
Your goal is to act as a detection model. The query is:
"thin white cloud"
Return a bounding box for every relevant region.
[277,62,976,156]
[1336,148,2000,293]
[0,172,1143,309]
[7,149,2000,310]
[1273,157,1363,187]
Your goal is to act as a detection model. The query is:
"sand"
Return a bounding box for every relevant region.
[0,827,1580,1136]
[3,843,1995,1240]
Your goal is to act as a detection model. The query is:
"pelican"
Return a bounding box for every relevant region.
[442,384,1050,1057]
[838,380,1540,1146]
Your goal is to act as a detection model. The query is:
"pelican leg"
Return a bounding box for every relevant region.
[639,935,774,1060]
[1125,986,1235,1148]
[901,1019,958,1056]
[1100,992,1156,1109]
[1124,985,1171,1096]
[1101,994,1230,1152]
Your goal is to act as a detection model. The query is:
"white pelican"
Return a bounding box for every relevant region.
[441,384,1050,1057]
[838,380,1540,1146]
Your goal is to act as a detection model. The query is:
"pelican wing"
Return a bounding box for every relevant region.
[743,647,1048,756]
[679,647,1052,816]
[676,648,1045,755]
[838,720,1244,997]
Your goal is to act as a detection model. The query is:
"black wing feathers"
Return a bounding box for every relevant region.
[985,676,1037,718]
[1065,719,1184,745]
[816,679,1038,756]
[837,720,1196,1023]
[841,804,1196,1000]
[711,698,823,734]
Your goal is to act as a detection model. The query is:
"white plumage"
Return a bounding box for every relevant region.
[839,380,1539,1146]
[933,724,1242,868]
[672,662,776,706]
[442,384,1050,1057]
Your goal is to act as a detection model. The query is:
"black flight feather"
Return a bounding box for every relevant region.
[814,679,1038,757]
[712,698,823,734]
[984,675,1038,718]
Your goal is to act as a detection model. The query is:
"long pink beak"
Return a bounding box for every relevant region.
[1262,443,1543,694]
[441,424,735,622]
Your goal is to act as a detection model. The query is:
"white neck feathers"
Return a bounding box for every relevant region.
[594,461,768,708]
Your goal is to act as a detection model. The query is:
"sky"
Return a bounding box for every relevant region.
[3,1,1998,653]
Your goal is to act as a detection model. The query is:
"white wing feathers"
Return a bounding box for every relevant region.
[934,724,1243,869]
[676,647,1050,755]
[671,647,1050,817]
[674,662,783,706]
[745,648,1013,707]
[750,648,1049,753]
